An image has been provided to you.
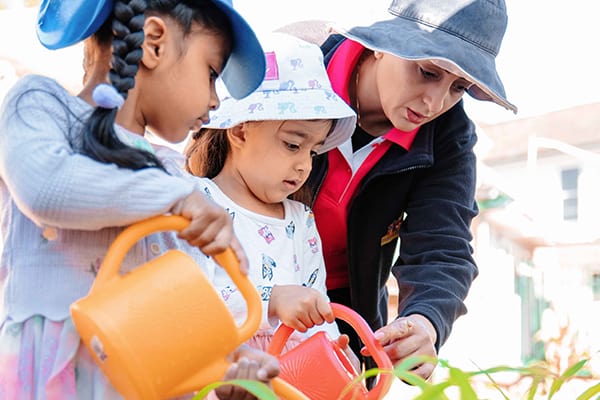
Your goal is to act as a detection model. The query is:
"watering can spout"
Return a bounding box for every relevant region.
[168,359,230,398]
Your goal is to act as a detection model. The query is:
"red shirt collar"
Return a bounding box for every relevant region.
[326,39,419,151]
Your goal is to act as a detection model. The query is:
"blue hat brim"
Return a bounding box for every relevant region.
[35,0,264,100]
[36,0,113,50]
[212,0,265,99]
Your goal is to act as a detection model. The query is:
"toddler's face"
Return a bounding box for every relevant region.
[237,119,331,204]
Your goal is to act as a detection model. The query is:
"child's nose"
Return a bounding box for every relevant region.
[296,153,312,173]
[209,86,220,111]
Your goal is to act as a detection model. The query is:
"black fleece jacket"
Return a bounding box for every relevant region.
[305,35,479,350]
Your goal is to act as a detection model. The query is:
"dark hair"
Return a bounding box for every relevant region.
[82,0,233,171]
[185,119,337,207]
[185,127,229,178]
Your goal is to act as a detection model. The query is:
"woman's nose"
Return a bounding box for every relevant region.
[422,83,448,115]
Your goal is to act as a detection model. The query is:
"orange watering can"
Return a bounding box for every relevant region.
[70,215,308,400]
[267,303,394,400]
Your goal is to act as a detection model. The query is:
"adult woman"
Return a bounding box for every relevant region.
[303,0,517,379]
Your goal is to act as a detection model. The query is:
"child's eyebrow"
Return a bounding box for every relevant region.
[284,130,326,146]
[284,130,308,140]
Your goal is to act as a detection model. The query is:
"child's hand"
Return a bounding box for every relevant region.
[335,334,361,374]
[171,190,248,273]
[216,345,280,400]
[269,285,334,332]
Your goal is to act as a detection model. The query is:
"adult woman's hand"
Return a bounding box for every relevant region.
[360,314,437,380]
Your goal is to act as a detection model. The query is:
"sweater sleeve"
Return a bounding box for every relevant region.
[392,102,479,350]
[0,75,195,230]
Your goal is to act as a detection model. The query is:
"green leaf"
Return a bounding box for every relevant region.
[192,379,278,400]
[413,382,452,400]
[526,376,543,400]
[336,368,391,400]
[548,360,589,399]
[391,356,433,389]
[576,382,600,400]
[448,366,478,400]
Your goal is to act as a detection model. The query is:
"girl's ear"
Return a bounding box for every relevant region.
[140,16,168,70]
[227,124,248,150]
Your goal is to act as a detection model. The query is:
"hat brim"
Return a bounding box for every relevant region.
[205,87,356,154]
[212,1,265,100]
[36,0,113,50]
[36,0,265,100]
[333,15,517,113]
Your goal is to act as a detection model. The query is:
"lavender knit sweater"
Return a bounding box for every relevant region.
[0,75,205,322]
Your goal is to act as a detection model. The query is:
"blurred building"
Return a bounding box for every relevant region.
[458,103,600,375]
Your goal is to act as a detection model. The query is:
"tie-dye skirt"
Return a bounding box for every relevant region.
[0,316,122,400]
[0,317,304,400]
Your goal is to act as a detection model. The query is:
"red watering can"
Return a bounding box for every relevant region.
[267,303,394,400]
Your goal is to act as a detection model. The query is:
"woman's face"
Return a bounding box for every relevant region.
[373,52,472,131]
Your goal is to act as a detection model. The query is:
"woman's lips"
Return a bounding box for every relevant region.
[407,108,425,125]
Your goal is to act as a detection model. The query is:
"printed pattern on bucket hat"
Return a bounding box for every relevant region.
[205,32,357,153]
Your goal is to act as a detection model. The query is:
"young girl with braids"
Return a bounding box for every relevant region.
[0,1,279,399]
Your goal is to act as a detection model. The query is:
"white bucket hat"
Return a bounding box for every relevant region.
[204,32,357,154]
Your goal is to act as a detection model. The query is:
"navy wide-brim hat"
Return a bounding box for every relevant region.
[336,0,517,113]
[36,0,265,99]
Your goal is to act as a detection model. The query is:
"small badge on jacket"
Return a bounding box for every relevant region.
[381,215,404,246]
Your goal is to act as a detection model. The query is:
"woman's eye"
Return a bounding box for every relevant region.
[310,150,318,158]
[209,68,219,81]
[453,82,469,93]
[420,67,438,80]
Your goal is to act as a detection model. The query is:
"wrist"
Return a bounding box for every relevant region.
[267,284,280,319]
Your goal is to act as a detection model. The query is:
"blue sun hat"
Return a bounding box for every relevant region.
[36,0,112,50]
[334,0,517,113]
[36,0,265,99]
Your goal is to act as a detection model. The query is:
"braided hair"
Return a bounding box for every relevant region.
[82,0,233,171]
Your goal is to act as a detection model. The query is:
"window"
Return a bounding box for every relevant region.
[515,269,546,363]
[592,273,600,301]
[561,168,579,221]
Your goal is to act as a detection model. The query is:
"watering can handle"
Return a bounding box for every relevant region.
[92,215,261,342]
[268,303,394,400]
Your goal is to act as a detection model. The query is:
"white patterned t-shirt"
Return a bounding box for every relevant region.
[197,178,340,339]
